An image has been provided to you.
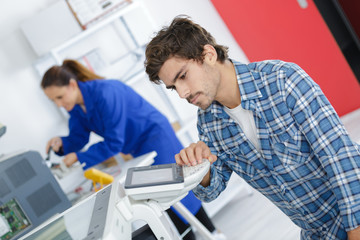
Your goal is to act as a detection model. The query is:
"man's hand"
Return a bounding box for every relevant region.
[175,141,217,166]
[175,141,217,187]
[63,152,78,167]
[46,137,63,153]
[348,226,360,240]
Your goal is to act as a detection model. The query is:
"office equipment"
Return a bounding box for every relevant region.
[124,163,185,201]
[0,151,71,239]
[124,160,210,206]
[123,160,218,240]
[19,159,216,240]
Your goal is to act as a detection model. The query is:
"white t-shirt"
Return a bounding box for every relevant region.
[224,104,260,151]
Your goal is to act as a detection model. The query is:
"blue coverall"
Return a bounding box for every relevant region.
[56,79,201,220]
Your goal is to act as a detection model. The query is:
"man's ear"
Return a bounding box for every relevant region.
[203,44,217,64]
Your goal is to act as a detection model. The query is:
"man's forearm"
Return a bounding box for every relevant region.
[348,226,360,239]
[200,169,211,187]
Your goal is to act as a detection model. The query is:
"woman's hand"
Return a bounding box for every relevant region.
[46,137,63,153]
[63,153,78,167]
[175,141,217,166]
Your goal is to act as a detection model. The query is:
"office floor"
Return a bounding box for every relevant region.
[196,185,301,240]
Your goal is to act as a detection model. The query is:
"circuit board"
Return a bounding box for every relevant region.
[0,199,31,240]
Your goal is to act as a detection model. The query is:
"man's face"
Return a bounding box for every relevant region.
[158,56,220,110]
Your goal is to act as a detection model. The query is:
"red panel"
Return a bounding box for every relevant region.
[211,0,360,116]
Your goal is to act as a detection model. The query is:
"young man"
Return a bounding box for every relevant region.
[145,16,360,239]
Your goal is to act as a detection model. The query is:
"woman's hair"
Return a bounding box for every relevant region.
[41,59,104,89]
[145,15,229,84]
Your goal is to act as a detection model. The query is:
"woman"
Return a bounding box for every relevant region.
[41,59,223,240]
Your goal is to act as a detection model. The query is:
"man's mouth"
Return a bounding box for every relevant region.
[187,93,199,105]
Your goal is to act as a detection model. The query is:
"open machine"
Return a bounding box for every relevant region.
[19,159,214,240]
[0,151,71,240]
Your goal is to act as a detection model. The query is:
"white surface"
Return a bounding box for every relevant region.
[204,187,301,240]
[203,174,252,218]
[63,195,95,239]
[20,0,82,56]
[57,165,87,195]
[0,215,10,237]
[126,185,184,201]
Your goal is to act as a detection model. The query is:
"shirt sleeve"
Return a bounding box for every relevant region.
[192,117,233,202]
[284,63,360,231]
[77,86,126,169]
[59,114,90,155]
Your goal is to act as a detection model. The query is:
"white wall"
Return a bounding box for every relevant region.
[0,0,248,160]
[0,0,69,160]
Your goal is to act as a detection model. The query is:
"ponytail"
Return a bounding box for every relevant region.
[41,59,104,89]
[62,60,103,82]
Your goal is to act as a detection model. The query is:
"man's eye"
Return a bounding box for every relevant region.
[166,86,176,91]
[180,73,186,80]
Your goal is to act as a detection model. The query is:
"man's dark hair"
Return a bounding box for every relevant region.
[145,15,229,84]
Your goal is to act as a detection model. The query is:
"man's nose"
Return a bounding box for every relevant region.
[177,85,190,99]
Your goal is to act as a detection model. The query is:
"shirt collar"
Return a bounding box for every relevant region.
[201,60,263,118]
[232,60,263,102]
[77,81,94,114]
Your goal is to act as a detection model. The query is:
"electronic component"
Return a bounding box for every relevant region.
[124,163,185,200]
[0,199,31,240]
[124,160,210,202]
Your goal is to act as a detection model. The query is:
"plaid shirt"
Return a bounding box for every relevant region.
[193,60,360,239]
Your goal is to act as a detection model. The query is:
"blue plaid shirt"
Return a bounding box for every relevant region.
[193,60,360,239]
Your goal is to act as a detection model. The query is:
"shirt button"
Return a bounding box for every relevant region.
[282,188,289,194]
[303,210,309,215]
[321,227,327,231]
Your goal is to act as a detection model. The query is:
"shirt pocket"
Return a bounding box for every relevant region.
[269,122,311,166]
